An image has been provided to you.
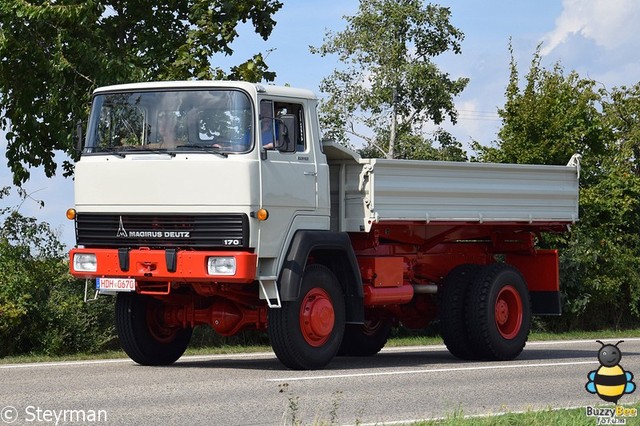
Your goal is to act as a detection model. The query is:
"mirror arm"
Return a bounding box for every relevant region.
[75,120,84,152]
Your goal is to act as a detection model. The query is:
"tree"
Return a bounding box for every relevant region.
[0,0,283,185]
[360,128,468,161]
[0,187,116,356]
[472,46,640,329]
[473,43,605,169]
[311,0,468,159]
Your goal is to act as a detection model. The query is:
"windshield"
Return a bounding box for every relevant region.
[84,89,254,154]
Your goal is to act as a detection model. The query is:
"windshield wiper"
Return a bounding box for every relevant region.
[91,147,127,158]
[175,144,228,158]
[92,146,177,158]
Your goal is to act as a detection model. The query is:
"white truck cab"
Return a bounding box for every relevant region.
[73,81,330,303]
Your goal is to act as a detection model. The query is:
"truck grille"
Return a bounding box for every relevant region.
[75,213,249,249]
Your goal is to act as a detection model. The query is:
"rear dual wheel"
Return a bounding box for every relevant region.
[440,264,481,360]
[466,263,531,360]
[440,263,531,361]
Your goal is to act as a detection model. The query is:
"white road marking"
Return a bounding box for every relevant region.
[525,337,640,346]
[0,358,133,369]
[266,360,599,382]
[0,352,275,370]
[371,337,640,354]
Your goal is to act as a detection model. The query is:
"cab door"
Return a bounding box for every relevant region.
[258,99,318,258]
[259,99,317,211]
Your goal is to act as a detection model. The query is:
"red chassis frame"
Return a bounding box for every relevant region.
[70,220,567,334]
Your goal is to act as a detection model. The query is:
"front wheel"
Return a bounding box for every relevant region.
[116,292,192,366]
[465,263,531,361]
[268,264,346,370]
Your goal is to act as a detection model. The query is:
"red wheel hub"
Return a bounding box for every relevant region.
[146,303,179,344]
[494,285,523,340]
[362,319,383,336]
[300,288,335,347]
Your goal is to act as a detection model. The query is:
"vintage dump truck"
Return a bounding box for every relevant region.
[68,81,580,370]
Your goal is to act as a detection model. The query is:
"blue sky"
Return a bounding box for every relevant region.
[2,0,640,248]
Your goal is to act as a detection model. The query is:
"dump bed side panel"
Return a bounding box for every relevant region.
[333,158,579,233]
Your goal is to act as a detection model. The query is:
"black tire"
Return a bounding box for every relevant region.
[268,264,346,370]
[116,292,193,366]
[338,318,392,356]
[439,264,481,360]
[465,263,531,361]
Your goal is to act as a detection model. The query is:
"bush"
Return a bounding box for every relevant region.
[0,207,117,357]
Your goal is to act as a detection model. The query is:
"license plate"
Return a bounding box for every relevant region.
[96,278,136,292]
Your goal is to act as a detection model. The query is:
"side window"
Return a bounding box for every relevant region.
[259,100,275,149]
[274,102,305,152]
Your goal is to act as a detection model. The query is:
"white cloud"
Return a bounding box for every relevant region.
[542,0,640,55]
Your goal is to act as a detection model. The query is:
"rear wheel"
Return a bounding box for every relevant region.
[268,264,345,370]
[116,292,192,366]
[339,317,392,356]
[439,264,481,360]
[465,263,531,360]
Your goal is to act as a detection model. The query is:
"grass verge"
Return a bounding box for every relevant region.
[386,328,640,348]
[412,403,640,425]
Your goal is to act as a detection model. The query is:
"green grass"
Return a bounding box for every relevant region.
[0,344,273,365]
[410,404,640,425]
[0,350,128,364]
[1,328,639,365]
[286,401,640,425]
[529,328,640,341]
[386,328,640,348]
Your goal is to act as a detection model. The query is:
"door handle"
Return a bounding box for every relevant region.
[303,171,317,176]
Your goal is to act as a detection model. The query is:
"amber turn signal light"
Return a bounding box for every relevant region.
[252,208,269,221]
[66,208,77,220]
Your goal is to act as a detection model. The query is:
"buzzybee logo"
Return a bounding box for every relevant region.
[585,340,636,403]
[584,340,637,425]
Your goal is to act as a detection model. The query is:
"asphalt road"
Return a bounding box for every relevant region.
[1,338,640,425]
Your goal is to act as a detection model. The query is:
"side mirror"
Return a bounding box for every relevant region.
[75,120,84,152]
[275,114,297,153]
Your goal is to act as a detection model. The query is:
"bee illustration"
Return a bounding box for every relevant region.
[585,340,636,403]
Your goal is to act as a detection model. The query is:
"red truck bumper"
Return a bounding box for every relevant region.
[69,248,257,284]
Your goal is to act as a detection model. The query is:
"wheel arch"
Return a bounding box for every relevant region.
[278,230,364,324]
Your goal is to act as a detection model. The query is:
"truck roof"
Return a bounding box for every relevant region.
[92,80,318,100]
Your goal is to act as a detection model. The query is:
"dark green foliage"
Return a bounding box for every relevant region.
[473,45,640,329]
[0,0,283,185]
[0,189,116,356]
[472,43,605,168]
[556,83,640,329]
[359,128,468,161]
